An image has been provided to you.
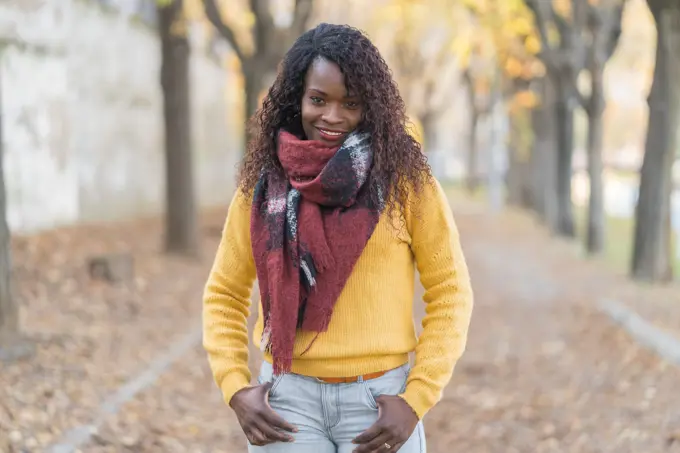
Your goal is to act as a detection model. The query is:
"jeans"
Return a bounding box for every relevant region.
[248,361,427,453]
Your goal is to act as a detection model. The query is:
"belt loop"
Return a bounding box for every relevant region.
[357,375,364,383]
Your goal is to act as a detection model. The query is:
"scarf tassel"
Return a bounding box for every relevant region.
[300,255,317,290]
[260,324,273,354]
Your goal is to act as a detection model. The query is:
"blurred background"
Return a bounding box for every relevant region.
[1,0,680,452]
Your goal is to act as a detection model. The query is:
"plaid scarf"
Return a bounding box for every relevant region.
[251,129,382,374]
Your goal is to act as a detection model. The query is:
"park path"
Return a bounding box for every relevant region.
[80,201,680,453]
[3,198,680,452]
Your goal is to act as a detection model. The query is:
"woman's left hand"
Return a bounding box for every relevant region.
[351,395,419,452]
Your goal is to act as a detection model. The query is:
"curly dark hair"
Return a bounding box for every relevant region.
[238,22,431,219]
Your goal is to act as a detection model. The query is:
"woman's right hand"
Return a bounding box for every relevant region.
[229,383,298,446]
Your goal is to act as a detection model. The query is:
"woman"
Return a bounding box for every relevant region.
[203,23,474,453]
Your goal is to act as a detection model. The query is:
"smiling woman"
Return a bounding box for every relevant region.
[300,59,363,145]
[202,23,474,453]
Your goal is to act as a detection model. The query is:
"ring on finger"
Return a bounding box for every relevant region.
[384,443,392,449]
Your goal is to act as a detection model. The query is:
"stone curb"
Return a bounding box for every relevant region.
[47,325,203,453]
[597,299,680,367]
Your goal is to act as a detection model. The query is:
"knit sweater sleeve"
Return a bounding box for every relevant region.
[202,189,258,406]
[399,177,474,419]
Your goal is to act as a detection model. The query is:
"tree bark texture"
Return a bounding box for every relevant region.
[464,71,481,193]
[0,72,33,361]
[507,108,533,208]
[158,0,199,256]
[585,70,606,255]
[530,77,559,230]
[583,3,624,255]
[554,75,577,237]
[631,0,680,282]
[0,76,17,340]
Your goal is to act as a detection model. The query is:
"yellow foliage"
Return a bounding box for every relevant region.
[461,0,542,104]
[505,57,525,78]
[513,90,539,109]
[525,34,541,54]
[183,0,203,19]
[552,0,571,18]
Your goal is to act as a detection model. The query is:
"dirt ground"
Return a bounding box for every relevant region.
[2,199,680,453]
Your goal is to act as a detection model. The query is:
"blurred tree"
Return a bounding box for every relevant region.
[457,22,498,193]
[370,0,461,152]
[202,0,313,145]
[464,0,543,204]
[530,76,560,229]
[525,0,591,238]
[577,1,624,255]
[631,0,680,282]
[461,66,484,193]
[157,0,199,256]
[523,0,624,249]
[0,72,33,362]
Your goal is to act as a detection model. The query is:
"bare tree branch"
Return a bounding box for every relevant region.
[605,3,625,60]
[568,0,590,71]
[202,0,246,63]
[576,0,626,111]
[524,0,560,73]
[572,0,590,34]
[290,0,314,41]
[249,0,275,56]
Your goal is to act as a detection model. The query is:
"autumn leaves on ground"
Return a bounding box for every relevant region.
[1,194,679,453]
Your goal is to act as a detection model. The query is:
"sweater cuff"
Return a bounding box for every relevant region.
[398,381,438,420]
[220,373,251,407]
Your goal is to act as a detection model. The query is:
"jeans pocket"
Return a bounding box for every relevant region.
[361,365,409,410]
[268,374,285,399]
[257,362,285,399]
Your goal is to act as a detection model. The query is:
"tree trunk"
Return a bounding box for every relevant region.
[464,71,480,193]
[585,63,606,255]
[553,75,577,237]
[0,86,16,341]
[487,99,505,213]
[243,63,261,146]
[466,111,480,193]
[158,1,199,256]
[420,111,437,153]
[0,72,33,362]
[531,77,559,229]
[507,108,533,208]
[631,1,680,282]
[243,60,275,150]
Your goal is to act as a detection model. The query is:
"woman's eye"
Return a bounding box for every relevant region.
[345,101,360,109]
[310,96,324,105]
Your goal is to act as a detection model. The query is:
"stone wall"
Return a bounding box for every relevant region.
[0,0,242,234]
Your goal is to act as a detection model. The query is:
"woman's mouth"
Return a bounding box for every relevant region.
[316,127,347,141]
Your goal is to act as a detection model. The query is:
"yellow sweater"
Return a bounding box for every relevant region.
[202,177,473,419]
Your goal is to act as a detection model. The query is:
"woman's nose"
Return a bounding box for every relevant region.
[321,104,343,125]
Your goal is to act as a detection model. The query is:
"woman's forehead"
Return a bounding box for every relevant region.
[304,58,357,97]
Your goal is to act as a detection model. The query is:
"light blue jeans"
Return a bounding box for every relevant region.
[248,361,427,453]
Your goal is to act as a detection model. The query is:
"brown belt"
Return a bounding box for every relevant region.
[313,370,388,384]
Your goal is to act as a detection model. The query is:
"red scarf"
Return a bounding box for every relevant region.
[250,130,382,374]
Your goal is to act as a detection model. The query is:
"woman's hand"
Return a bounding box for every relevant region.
[351,395,419,452]
[230,383,298,446]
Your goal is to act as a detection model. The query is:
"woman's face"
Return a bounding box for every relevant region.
[300,58,363,146]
